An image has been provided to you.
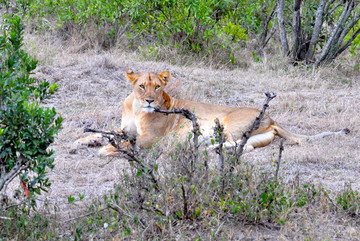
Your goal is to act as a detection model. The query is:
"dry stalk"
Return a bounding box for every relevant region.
[153,107,201,172]
[213,118,226,192]
[235,92,277,163]
[63,207,108,223]
[181,184,188,220]
[84,128,159,191]
[274,140,284,183]
[214,118,225,174]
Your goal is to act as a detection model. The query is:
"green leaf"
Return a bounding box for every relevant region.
[68,195,75,203]
[78,193,85,200]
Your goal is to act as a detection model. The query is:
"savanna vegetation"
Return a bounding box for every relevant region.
[0,0,359,240]
[2,0,360,66]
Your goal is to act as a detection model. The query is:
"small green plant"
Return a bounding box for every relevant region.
[0,15,62,201]
[0,201,61,240]
[336,183,360,217]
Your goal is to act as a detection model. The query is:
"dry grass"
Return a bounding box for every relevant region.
[4,32,360,239]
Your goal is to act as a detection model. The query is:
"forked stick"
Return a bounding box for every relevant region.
[235,92,277,162]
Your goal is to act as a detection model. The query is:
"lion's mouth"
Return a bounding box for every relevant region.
[142,105,155,113]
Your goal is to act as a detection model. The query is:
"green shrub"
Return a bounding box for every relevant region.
[0,15,62,200]
[336,183,360,217]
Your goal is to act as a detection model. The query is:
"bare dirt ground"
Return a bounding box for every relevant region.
[8,34,360,239]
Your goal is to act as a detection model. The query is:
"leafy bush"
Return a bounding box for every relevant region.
[3,0,360,67]
[0,15,62,201]
[336,183,360,217]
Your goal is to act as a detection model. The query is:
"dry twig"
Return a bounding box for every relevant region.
[181,184,188,220]
[153,107,201,171]
[274,140,284,183]
[214,118,226,192]
[63,207,108,223]
[84,128,159,191]
[235,92,277,162]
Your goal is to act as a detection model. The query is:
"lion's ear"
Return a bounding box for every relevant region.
[159,71,171,86]
[126,69,138,85]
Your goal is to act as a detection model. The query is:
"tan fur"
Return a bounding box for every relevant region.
[75,70,346,156]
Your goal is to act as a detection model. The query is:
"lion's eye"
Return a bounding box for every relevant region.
[139,85,145,90]
[155,85,160,90]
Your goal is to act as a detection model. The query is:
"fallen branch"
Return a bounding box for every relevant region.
[235,92,277,162]
[84,127,136,146]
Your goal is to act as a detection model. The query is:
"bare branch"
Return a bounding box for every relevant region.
[329,9,360,60]
[137,202,165,216]
[214,118,225,174]
[84,127,136,146]
[334,27,360,58]
[83,128,159,191]
[181,184,188,220]
[214,118,226,192]
[315,0,352,67]
[259,3,278,49]
[153,107,201,171]
[63,207,108,223]
[274,140,284,183]
[235,92,277,161]
[0,156,30,194]
[327,0,343,16]
[263,12,278,49]
[337,9,360,45]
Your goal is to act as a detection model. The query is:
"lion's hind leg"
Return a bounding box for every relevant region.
[223,129,277,153]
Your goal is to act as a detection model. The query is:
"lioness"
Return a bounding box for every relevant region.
[76,69,347,156]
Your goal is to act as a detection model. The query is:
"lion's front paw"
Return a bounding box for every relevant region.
[98,144,119,156]
[74,133,106,147]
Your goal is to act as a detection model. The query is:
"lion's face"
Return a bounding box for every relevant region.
[126,70,171,112]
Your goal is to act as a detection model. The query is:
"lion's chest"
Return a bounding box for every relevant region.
[135,117,142,136]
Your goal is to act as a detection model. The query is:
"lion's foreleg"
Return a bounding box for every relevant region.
[74,133,106,147]
[136,134,156,148]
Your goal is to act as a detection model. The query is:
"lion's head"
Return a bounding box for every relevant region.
[126,69,171,112]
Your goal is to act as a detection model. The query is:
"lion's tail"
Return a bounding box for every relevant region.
[273,123,349,144]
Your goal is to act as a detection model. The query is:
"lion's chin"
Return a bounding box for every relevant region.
[142,107,155,113]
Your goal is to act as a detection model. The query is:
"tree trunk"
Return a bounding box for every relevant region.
[305,0,326,63]
[292,0,302,61]
[315,0,351,67]
[277,0,289,55]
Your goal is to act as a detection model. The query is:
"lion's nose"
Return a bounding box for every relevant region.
[146,99,154,104]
